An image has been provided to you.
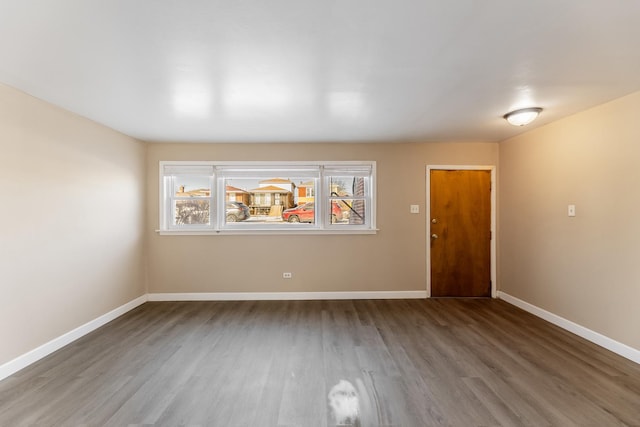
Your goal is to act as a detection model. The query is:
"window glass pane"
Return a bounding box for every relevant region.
[173,176,211,197]
[224,177,316,225]
[331,199,366,225]
[329,176,367,198]
[174,200,210,225]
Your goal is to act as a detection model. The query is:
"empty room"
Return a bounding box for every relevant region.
[1,1,639,426]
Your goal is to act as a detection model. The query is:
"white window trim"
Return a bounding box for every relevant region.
[158,161,377,235]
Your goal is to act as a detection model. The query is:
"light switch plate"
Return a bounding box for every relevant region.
[410,205,420,214]
[568,204,576,217]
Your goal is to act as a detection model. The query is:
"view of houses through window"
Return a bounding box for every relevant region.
[223,177,364,225]
[161,162,375,232]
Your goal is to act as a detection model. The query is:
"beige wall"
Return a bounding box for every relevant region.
[499,91,640,350]
[0,84,147,366]
[146,142,498,293]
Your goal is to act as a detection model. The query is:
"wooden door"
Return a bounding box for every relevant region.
[430,170,491,297]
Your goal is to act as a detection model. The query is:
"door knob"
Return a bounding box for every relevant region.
[431,234,438,239]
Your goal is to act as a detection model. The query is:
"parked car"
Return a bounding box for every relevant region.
[281,202,343,223]
[225,201,250,222]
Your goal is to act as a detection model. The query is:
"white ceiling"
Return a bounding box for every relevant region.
[1,1,640,143]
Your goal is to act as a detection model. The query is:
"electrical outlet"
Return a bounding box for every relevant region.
[410,204,420,214]
[283,272,292,279]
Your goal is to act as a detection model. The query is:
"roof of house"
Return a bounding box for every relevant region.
[249,185,292,194]
[177,188,210,197]
[226,185,248,193]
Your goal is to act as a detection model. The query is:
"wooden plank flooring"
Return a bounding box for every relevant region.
[0,299,639,426]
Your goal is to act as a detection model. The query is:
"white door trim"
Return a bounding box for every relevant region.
[426,165,497,298]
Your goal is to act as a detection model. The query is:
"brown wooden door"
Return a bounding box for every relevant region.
[430,169,491,297]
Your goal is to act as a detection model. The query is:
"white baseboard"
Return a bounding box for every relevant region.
[0,290,423,381]
[148,290,428,301]
[498,291,640,364]
[0,295,148,382]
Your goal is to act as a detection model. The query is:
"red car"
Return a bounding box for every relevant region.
[282,202,343,223]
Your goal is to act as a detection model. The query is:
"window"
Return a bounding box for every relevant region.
[162,165,214,229]
[325,165,371,227]
[159,161,376,234]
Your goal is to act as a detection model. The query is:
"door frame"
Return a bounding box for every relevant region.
[426,165,497,298]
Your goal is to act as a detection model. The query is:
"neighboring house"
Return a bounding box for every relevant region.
[226,185,250,205]
[349,177,365,225]
[177,185,210,197]
[258,178,296,193]
[248,185,294,215]
[296,180,315,205]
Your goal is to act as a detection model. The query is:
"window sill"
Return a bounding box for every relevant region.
[156,228,379,236]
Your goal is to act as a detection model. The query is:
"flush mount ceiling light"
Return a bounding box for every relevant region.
[503,107,543,126]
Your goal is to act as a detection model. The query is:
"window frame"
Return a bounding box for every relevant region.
[159,161,377,235]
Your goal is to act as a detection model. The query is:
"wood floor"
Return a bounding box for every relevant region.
[1,299,639,426]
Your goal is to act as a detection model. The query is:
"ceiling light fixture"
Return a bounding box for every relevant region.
[503,107,543,126]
